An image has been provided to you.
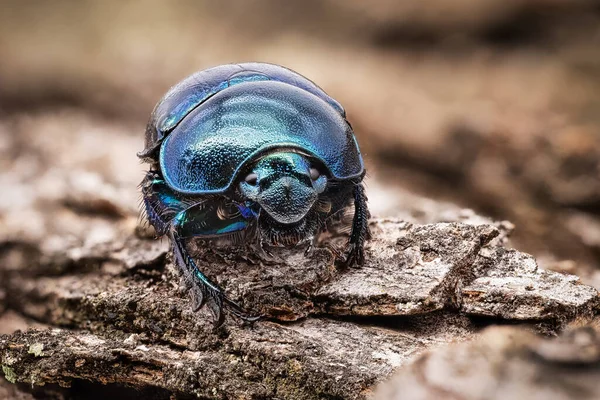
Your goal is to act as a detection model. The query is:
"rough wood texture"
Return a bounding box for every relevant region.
[0,107,598,397]
[0,95,599,400]
[376,324,600,400]
[1,212,598,398]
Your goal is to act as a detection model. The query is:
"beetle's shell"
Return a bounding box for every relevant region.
[142,63,345,155]
[143,63,364,194]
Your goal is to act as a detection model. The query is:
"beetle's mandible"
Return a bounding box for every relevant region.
[139,63,370,325]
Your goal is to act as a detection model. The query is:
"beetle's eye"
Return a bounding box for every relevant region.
[245,173,258,186]
[309,167,321,181]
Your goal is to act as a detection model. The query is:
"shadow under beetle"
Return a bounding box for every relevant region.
[139,63,370,325]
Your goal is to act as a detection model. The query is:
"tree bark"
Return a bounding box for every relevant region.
[1,212,598,399]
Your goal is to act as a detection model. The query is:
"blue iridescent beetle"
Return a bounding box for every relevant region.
[139,63,370,324]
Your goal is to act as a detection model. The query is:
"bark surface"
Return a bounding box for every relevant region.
[1,209,598,398]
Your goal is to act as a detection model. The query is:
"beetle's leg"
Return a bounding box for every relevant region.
[344,183,371,267]
[170,231,260,326]
[140,171,259,325]
[170,231,219,321]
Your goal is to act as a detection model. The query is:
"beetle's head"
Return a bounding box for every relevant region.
[239,152,327,224]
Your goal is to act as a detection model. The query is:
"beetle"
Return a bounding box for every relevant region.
[139,63,369,324]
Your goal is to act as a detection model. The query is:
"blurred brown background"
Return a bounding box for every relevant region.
[1,0,600,283]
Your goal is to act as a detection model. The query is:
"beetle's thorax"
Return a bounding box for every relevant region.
[239,152,326,226]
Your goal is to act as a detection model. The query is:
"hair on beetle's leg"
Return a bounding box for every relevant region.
[140,170,182,236]
[170,231,260,326]
[344,183,370,267]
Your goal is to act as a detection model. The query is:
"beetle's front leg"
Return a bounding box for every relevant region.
[169,231,258,325]
[140,171,259,325]
[343,183,370,267]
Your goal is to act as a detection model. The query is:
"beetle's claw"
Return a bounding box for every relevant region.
[207,291,225,328]
[196,281,260,327]
[188,276,223,325]
[195,280,260,326]
[223,297,262,323]
[342,242,365,268]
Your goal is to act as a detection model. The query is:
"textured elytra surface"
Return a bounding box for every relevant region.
[158,79,363,193]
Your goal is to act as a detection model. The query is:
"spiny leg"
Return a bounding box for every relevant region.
[140,171,259,325]
[344,183,370,267]
[170,232,259,326]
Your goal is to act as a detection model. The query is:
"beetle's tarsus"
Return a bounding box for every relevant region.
[343,183,370,268]
[343,243,364,268]
[224,298,262,322]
